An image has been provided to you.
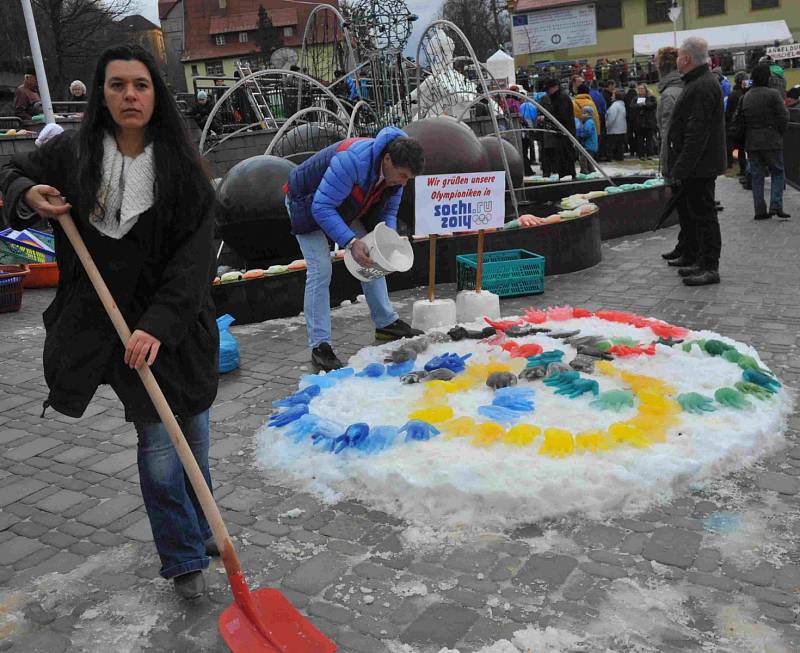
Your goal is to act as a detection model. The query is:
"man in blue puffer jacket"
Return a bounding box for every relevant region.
[286,126,426,371]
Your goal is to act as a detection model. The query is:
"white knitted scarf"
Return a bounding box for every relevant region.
[90,132,155,239]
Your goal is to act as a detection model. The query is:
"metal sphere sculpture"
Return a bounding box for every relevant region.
[215,155,302,265]
[346,0,417,52]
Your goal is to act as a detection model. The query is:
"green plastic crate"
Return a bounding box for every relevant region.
[456,249,545,298]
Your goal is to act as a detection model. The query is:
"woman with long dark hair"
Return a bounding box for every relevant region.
[0,44,219,600]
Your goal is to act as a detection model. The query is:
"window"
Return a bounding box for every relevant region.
[596,0,623,29]
[218,0,226,8]
[239,32,248,43]
[698,0,725,16]
[646,0,670,23]
[191,64,199,76]
[283,26,293,37]
[215,34,226,45]
[751,0,779,8]
[205,60,224,76]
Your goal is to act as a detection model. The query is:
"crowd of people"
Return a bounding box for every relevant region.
[504,39,794,288]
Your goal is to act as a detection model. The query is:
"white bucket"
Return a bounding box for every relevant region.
[344,222,414,282]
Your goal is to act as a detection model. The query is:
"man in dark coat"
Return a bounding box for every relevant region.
[724,71,749,175]
[734,63,790,220]
[666,37,727,287]
[537,78,576,178]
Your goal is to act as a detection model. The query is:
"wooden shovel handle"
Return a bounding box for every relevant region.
[57,214,240,576]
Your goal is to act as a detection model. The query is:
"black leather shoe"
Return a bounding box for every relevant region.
[661,249,682,261]
[205,537,219,557]
[311,343,343,371]
[753,213,771,221]
[667,256,695,267]
[375,319,423,341]
[770,209,791,220]
[678,265,703,277]
[683,270,720,286]
[173,570,205,600]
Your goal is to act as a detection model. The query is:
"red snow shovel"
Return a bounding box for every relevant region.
[55,210,337,653]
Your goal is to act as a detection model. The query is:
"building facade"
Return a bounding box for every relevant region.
[509,0,800,65]
[166,0,339,94]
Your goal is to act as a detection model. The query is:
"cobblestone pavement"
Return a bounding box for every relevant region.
[1,174,800,652]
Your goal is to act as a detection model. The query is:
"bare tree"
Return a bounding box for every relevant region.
[254,4,283,68]
[439,0,510,62]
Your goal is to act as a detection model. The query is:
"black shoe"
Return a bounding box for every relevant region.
[770,209,791,220]
[375,319,423,341]
[742,181,752,190]
[661,249,682,261]
[683,270,720,286]
[173,570,205,600]
[678,265,703,277]
[753,213,771,221]
[205,537,219,557]
[667,256,695,267]
[311,343,343,371]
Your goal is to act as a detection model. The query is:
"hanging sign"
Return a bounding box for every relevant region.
[414,171,506,236]
[766,43,800,61]
[512,4,597,56]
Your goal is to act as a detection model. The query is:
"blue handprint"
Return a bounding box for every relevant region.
[493,387,535,412]
[387,360,415,377]
[273,385,321,408]
[268,403,309,427]
[742,369,781,393]
[424,352,472,374]
[356,425,399,455]
[357,363,386,378]
[399,420,441,442]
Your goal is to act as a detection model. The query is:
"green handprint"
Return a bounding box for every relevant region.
[703,339,735,356]
[722,349,743,364]
[734,381,773,401]
[590,389,635,412]
[714,387,753,411]
[738,356,773,377]
[677,392,717,415]
[682,339,706,353]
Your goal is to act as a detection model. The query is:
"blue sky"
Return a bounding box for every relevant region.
[138,0,441,56]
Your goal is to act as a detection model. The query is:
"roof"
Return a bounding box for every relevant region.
[512,0,587,12]
[634,20,792,55]
[270,8,298,28]
[209,14,259,34]
[116,14,161,32]
[158,1,179,20]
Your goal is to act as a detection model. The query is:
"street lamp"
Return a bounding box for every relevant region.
[668,1,682,48]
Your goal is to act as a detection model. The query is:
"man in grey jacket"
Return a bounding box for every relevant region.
[655,46,686,262]
[734,63,790,220]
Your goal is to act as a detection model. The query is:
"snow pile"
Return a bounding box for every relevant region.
[256,314,792,531]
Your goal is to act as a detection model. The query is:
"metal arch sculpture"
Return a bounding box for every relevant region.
[415,20,519,218]
[264,106,349,162]
[346,100,381,138]
[455,89,616,188]
[198,69,350,155]
[299,4,358,85]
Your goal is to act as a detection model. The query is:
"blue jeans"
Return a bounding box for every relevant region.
[748,149,785,215]
[294,218,398,348]
[134,410,213,579]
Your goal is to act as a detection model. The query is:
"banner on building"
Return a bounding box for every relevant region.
[766,43,800,61]
[512,4,597,56]
[414,172,506,236]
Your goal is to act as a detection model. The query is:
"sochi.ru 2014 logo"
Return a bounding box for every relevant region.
[434,200,493,230]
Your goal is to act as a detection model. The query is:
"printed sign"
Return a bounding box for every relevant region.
[766,43,800,61]
[414,171,506,236]
[512,4,597,56]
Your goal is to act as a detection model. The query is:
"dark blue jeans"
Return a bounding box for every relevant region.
[134,410,213,579]
[748,149,785,215]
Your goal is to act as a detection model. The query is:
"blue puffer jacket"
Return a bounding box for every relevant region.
[286,126,406,246]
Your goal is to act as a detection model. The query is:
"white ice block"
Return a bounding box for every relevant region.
[411,298,457,331]
[456,290,501,323]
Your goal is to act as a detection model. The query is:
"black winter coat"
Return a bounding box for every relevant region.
[629,95,657,130]
[0,132,219,422]
[736,86,789,152]
[666,65,727,181]
[539,89,575,149]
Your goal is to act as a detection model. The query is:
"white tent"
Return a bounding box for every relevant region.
[633,20,792,56]
[485,49,515,87]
